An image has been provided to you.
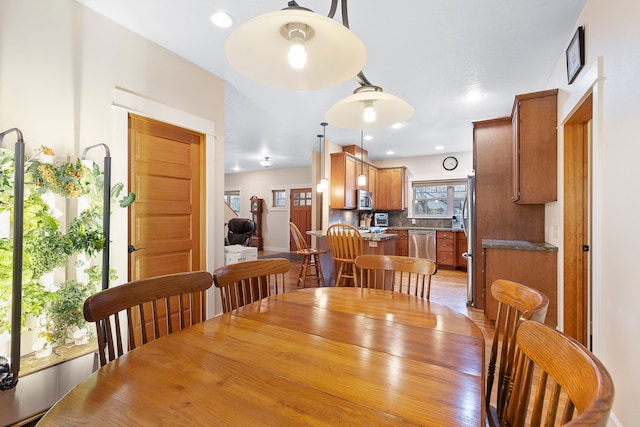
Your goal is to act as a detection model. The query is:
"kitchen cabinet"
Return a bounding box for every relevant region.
[472,117,545,309]
[368,164,378,203]
[387,229,408,256]
[511,89,558,203]
[483,240,558,327]
[436,231,455,267]
[455,231,467,271]
[330,152,357,209]
[376,167,407,210]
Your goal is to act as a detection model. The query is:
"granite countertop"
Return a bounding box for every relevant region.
[388,226,464,232]
[482,239,558,252]
[308,230,398,241]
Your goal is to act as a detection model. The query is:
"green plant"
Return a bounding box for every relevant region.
[0,149,14,212]
[66,207,105,257]
[0,150,134,345]
[46,279,98,344]
[27,159,90,198]
[21,193,71,278]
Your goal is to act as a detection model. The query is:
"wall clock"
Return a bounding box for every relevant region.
[443,156,458,171]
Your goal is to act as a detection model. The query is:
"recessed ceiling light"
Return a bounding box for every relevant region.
[211,11,234,28]
[364,135,373,141]
[391,122,404,129]
[386,150,395,155]
[435,146,444,150]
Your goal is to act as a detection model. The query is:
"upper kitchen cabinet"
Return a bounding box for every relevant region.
[377,167,408,210]
[330,152,358,209]
[368,165,378,203]
[511,89,559,204]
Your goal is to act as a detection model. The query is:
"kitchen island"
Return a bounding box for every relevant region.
[307,230,398,287]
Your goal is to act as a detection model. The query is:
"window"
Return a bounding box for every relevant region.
[272,190,286,207]
[412,180,466,218]
[224,191,240,215]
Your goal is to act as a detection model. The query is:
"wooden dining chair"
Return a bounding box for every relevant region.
[289,222,326,287]
[502,320,614,426]
[326,223,363,287]
[213,258,290,313]
[83,270,214,367]
[354,254,437,298]
[486,279,550,427]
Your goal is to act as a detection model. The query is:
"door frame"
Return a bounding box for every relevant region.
[112,88,222,316]
[558,57,605,352]
[563,93,592,346]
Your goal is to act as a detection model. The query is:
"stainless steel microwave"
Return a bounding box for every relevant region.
[356,190,373,210]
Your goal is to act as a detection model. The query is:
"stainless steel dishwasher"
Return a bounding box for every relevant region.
[408,229,436,260]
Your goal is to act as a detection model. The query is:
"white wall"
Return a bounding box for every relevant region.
[0,0,225,423]
[374,150,473,182]
[546,0,640,424]
[225,167,312,252]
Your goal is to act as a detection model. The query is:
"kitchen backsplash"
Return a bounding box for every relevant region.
[329,209,455,229]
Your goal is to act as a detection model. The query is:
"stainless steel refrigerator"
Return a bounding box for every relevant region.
[462,174,475,307]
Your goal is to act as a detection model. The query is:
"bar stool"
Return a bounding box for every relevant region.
[326,223,363,287]
[289,222,326,287]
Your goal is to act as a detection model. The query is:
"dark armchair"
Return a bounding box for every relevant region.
[225,218,255,246]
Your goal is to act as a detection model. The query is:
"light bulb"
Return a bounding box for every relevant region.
[287,23,307,70]
[320,178,328,190]
[363,100,376,123]
[357,174,367,186]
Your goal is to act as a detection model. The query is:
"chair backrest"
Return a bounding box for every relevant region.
[504,320,614,426]
[326,223,363,262]
[289,221,309,252]
[226,218,255,246]
[83,270,213,367]
[487,279,550,426]
[213,258,290,313]
[354,255,437,298]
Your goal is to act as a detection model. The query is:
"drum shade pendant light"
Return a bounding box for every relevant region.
[325,72,414,130]
[225,1,367,90]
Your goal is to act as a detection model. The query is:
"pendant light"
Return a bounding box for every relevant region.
[325,72,414,130]
[317,122,329,191]
[316,134,325,192]
[225,1,367,90]
[357,129,367,186]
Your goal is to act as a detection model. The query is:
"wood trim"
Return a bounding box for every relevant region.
[563,93,592,344]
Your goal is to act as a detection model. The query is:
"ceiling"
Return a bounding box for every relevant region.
[77,0,587,173]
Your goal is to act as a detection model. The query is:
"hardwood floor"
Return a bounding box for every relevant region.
[261,250,495,363]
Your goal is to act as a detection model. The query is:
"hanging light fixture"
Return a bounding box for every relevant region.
[318,122,329,191]
[357,129,367,186]
[259,156,273,168]
[325,72,414,130]
[316,133,325,192]
[225,1,367,90]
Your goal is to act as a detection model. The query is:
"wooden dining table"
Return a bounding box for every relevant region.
[39,287,485,426]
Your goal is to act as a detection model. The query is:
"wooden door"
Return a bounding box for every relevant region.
[563,94,592,346]
[128,114,205,341]
[290,188,312,251]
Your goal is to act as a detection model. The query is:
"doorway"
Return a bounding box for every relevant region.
[128,114,206,340]
[563,93,593,347]
[290,188,312,252]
